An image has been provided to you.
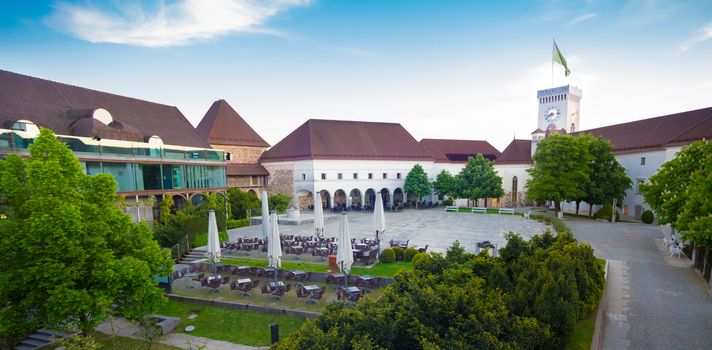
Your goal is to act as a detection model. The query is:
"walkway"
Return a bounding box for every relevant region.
[95,317,266,350]
[567,218,712,350]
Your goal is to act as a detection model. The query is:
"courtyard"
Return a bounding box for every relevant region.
[227,208,549,255]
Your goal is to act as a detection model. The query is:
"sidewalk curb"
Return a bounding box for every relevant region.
[590,259,609,350]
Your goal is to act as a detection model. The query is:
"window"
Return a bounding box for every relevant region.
[321,173,326,180]
[301,173,306,180]
[368,173,373,179]
[512,176,518,203]
[225,152,232,161]
[383,173,387,179]
[353,173,358,179]
[570,123,575,133]
[396,173,401,179]
[640,157,646,165]
[338,173,343,180]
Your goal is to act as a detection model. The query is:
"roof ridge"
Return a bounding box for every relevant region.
[664,111,712,144]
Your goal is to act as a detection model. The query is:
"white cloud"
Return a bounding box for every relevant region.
[568,12,597,25]
[681,23,712,51]
[47,0,311,47]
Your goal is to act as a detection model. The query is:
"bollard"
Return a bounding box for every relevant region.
[271,323,279,344]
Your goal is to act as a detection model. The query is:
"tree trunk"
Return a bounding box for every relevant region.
[588,205,593,217]
[555,201,561,215]
[484,198,488,207]
[575,201,580,215]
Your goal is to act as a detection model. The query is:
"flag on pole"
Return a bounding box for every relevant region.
[553,40,571,77]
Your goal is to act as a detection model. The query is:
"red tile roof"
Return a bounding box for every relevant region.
[496,139,532,164]
[260,119,433,162]
[227,163,270,176]
[0,69,208,148]
[196,99,269,147]
[575,106,712,153]
[420,138,501,163]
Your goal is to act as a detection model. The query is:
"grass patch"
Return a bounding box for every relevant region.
[597,258,606,272]
[564,310,597,350]
[156,300,304,346]
[90,331,181,350]
[193,231,228,247]
[220,257,410,278]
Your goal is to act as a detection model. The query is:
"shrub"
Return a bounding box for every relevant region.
[641,210,654,224]
[404,248,419,262]
[227,218,250,229]
[411,252,428,265]
[392,247,404,261]
[443,197,454,206]
[594,204,620,222]
[379,248,396,263]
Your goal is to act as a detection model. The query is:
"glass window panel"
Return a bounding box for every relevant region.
[86,161,102,176]
[140,164,162,190]
[103,162,137,192]
[164,149,186,160]
[101,145,134,157]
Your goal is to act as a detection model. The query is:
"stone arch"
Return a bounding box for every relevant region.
[393,188,404,208]
[349,189,362,209]
[364,188,376,209]
[380,188,391,208]
[512,176,518,204]
[190,193,205,206]
[334,189,347,209]
[319,190,331,209]
[171,194,187,210]
[247,189,257,196]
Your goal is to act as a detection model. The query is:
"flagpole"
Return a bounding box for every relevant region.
[551,39,555,87]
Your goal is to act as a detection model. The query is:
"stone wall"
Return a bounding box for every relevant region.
[263,163,294,196]
[210,144,266,163]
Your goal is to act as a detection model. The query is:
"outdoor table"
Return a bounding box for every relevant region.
[290,270,307,281]
[184,272,198,288]
[303,284,320,292]
[316,247,329,254]
[344,286,361,295]
[209,263,225,273]
[269,281,285,290]
[291,245,304,253]
[207,275,222,293]
[355,243,367,250]
[237,278,252,286]
[328,273,346,284]
[237,266,251,275]
[263,267,276,275]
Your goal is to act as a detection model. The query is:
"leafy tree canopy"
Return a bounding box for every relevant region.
[403,164,431,207]
[227,188,261,219]
[432,170,455,198]
[269,193,293,213]
[526,134,592,213]
[576,134,632,215]
[0,128,172,346]
[455,154,504,204]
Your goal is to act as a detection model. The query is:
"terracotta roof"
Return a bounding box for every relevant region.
[227,163,269,176]
[419,138,500,163]
[0,69,208,148]
[260,119,433,162]
[575,106,712,153]
[196,99,269,147]
[496,139,532,164]
[531,128,545,134]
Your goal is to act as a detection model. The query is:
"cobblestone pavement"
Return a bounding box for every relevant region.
[567,218,712,350]
[228,209,549,254]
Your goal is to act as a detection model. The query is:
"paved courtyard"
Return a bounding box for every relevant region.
[228,209,549,254]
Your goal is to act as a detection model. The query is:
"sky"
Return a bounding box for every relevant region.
[1,0,712,151]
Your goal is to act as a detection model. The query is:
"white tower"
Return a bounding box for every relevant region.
[536,85,582,133]
[532,85,582,155]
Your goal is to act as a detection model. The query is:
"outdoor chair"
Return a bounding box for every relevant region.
[271,288,286,301]
[238,281,254,296]
[222,275,230,284]
[670,242,684,258]
[260,284,270,294]
[390,240,398,248]
[296,286,308,298]
[307,287,325,304]
[336,287,346,301]
[663,235,675,248]
[399,240,409,249]
[418,244,429,253]
[200,277,209,287]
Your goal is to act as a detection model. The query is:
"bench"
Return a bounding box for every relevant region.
[445,206,459,212]
[471,207,487,214]
[498,208,515,215]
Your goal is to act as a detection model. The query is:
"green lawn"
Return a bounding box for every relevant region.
[156,300,305,346]
[194,231,229,247]
[90,331,182,350]
[220,257,410,278]
[565,310,597,350]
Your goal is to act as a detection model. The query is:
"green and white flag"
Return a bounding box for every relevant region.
[553,41,571,77]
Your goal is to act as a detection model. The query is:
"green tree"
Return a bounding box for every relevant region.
[432,170,455,199]
[159,195,174,225]
[268,193,292,213]
[0,129,172,347]
[526,134,592,215]
[455,154,504,207]
[576,134,632,216]
[227,188,261,219]
[403,164,431,208]
[642,140,712,244]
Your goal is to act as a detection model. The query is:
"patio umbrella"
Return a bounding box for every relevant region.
[314,192,325,239]
[336,212,354,284]
[373,194,386,258]
[267,212,282,281]
[261,191,270,239]
[205,209,222,275]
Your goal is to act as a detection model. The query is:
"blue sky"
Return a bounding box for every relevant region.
[1,0,712,150]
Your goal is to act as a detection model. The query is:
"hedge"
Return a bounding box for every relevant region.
[379,248,396,263]
[641,210,654,224]
[404,248,419,262]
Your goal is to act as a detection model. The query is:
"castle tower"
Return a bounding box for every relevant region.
[532,85,582,154]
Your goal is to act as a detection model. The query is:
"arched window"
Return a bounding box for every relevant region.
[512,176,518,203]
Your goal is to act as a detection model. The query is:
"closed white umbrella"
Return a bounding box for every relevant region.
[314,192,325,239]
[374,194,386,258]
[261,191,270,239]
[336,212,354,281]
[268,212,282,280]
[206,210,222,274]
